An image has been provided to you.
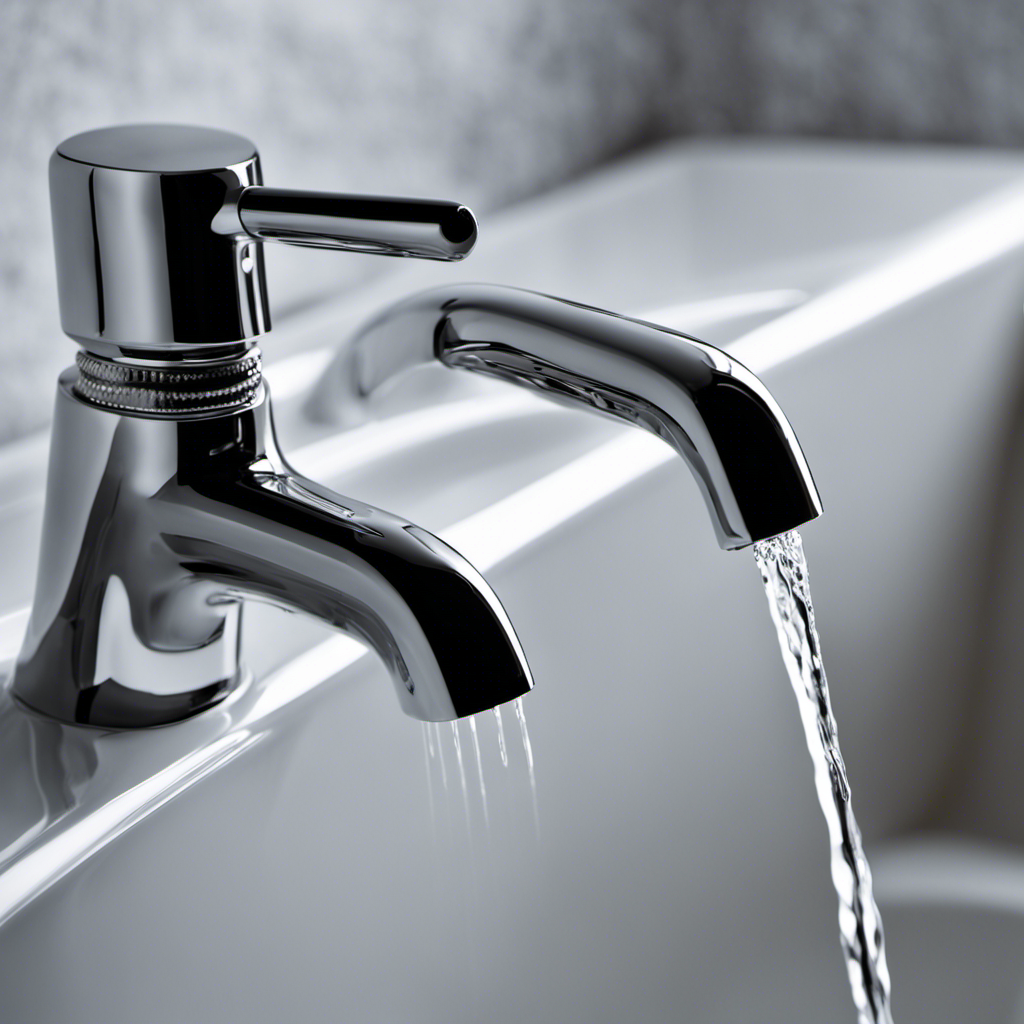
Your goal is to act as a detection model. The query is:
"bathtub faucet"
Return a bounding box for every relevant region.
[11,124,530,729]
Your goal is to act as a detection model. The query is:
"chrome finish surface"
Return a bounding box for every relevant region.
[322,284,822,548]
[51,125,267,357]
[51,125,477,356]
[229,187,477,260]
[10,379,530,728]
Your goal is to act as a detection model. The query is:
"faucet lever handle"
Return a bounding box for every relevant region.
[230,187,477,262]
[50,123,479,354]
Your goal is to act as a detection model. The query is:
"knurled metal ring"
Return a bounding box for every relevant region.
[73,350,262,415]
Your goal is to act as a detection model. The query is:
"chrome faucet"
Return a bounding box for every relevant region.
[312,285,823,550]
[13,123,822,732]
[12,124,528,729]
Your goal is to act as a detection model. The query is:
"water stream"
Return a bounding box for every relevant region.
[467,716,490,829]
[422,697,539,853]
[451,721,473,835]
[493,705,508,767]
[421,724,437,843]
[432,722,448,791]
[514,696,541,838]
[415,524,881,1020]
[754,530,894,1024]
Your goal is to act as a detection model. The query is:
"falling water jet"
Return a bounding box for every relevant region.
[514,697,540,839]
[468,716,489,829]
[494,706,508,767]
[451,721,480,905]
[421,723,438,846]
[451,721,473,835]
[433,721,448,791]
[754,530,893,1024]
[513,697,534,770]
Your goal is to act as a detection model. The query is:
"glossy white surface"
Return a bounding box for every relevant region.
[3,139,1024,1022]
[703,838,1024,1024]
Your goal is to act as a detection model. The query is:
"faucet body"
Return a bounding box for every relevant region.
[312,285,823,549]
[13,369,530,728]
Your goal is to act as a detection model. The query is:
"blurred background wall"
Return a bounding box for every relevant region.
[2,0,1022,442]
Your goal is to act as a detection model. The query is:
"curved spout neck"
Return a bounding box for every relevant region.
[314,284,822,549]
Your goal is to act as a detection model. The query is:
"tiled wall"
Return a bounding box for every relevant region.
[3,0,1022,441]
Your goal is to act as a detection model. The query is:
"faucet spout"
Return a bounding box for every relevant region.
[11,378,531,728]
[174,464,533,722]
[311,284,822,549]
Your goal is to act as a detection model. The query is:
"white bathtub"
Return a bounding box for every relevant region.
[2,138,1024,1022]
